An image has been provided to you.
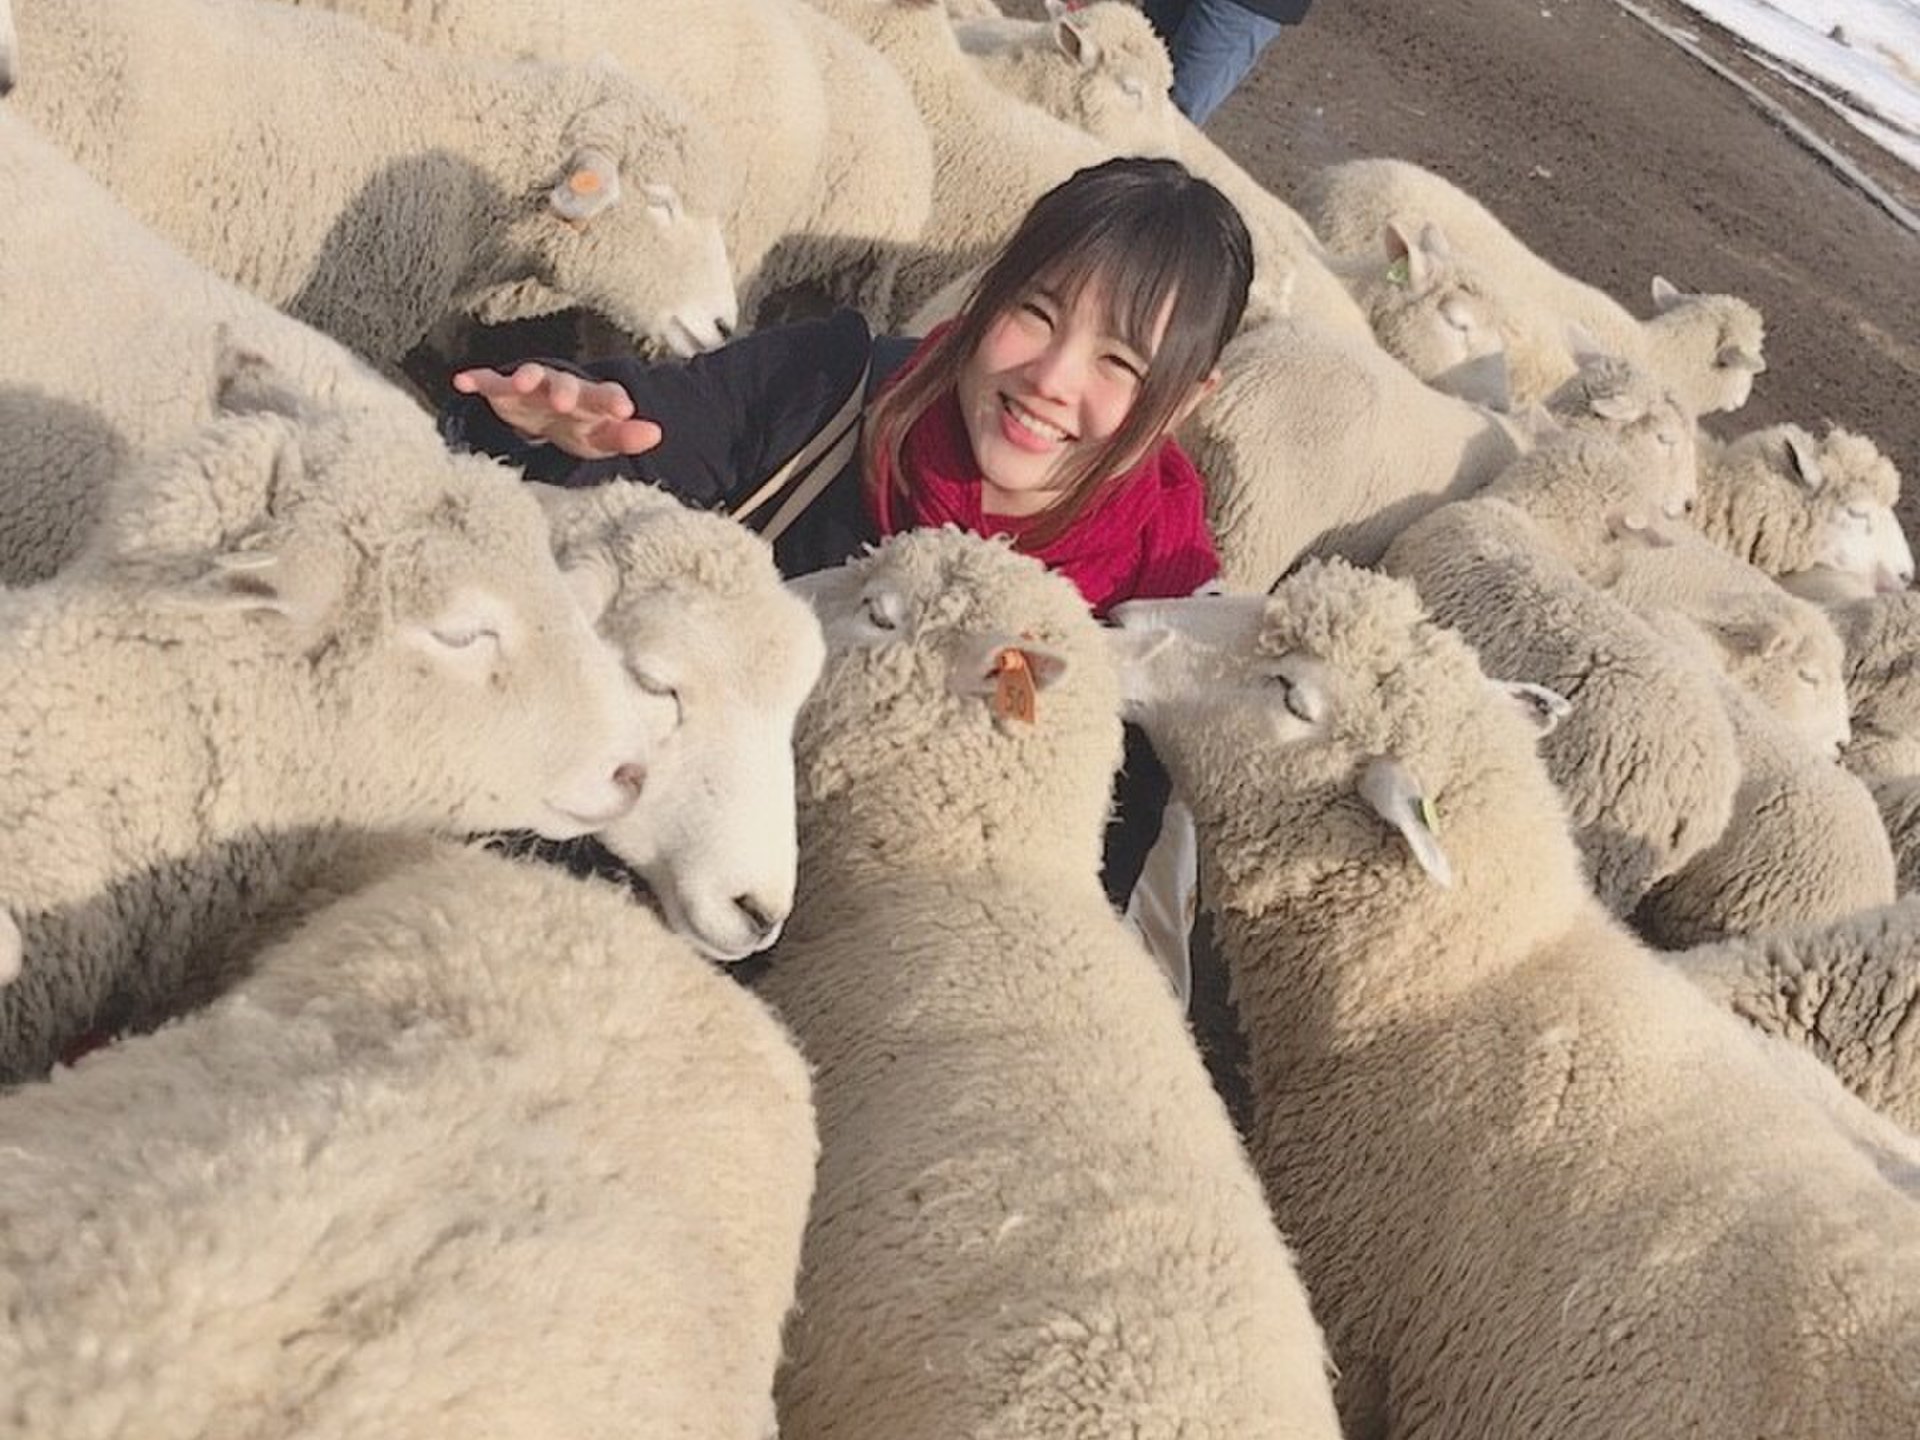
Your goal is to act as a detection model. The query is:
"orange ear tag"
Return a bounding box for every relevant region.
[568,169,603,197]
[990,649,1038,725]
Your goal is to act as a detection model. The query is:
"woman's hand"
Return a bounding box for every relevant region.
[451,362,664,460]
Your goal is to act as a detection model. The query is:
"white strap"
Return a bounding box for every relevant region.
[727,361,869,531]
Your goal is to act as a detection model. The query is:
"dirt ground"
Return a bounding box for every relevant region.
[1201,0,1919,528]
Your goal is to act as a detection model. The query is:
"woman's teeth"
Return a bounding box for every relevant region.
[1006,397,1068,443]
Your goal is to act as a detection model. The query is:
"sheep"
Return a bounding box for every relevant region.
[757,528,1344,1439]
[0,385,661,1083]
[12,0,738,368]
[1693,422,1912,600]
[1632,672,1896,947]
[1382,427,1742,911]
[0,840,817,1440]
[1870,774,1920,892]
[1672,894,1920,1134]
[289,0,903,329]
[1597,531,1852,756]
[748,0,936,326]
[0,107,443,583]
[806,0,1122,327]
[1112,564,1920,1440]
[1191,313,1533,591]
[949,0,1379,344]
[1302,157,1767,414]
[953,0,1183,157]
[1830,591,1920,778]
[527,481,828,962]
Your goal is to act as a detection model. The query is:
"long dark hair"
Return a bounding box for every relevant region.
[865,157,1254,551]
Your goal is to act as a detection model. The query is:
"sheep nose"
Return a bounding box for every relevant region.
[614,763,647,797]
[733,893,784,947]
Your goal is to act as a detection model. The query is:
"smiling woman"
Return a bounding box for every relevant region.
[442,154,1253,912]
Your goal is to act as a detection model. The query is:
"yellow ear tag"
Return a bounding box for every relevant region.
[568,169,603,197]
[1385,256,1411,288]
[1416,794,1441,835]
[990,649,1038,725]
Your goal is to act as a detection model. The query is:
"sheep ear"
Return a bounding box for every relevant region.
[213,343,307,420]
[1704,610,1791,660]
[1357,756,1453,888]
[1783,430,1825,492]
[1566,322,1612,368]
[1607,509,1679,548]
[1650,275,1685,312]
[1496,680,1572,736]
[1052,14,1099,67]
[560,551,621,625]
[550,149,623,224]
[171,544,342,628]
[951,635,1070,724]
[1381,221,1426,290]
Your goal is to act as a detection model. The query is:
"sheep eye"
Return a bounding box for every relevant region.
[1119,76,1144,101]
[1272,671,1322,724]
[629,666,684,721]
[1844,506,1871,525]
[432,625,499,651]
[1796,668,1820,686]
[862,593,900,631]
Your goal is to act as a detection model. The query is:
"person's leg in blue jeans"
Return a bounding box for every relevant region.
[1142,0,1286,128]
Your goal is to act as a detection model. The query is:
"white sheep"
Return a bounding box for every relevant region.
[1672,893,1920,1134]
[1113,565,1920,1439]
[0,386,659,1082]
[288,0,902,329]
[953,0,1183,156]
[528,481,827,962]
[759,528,1343,1439]
[1632,672,1896,948]
[807,0,1121,326]
[747,0,936,326]
[1600,533,1852,757]
[1830,591,1920,779]
[1382,428,1741,911]
[0,108,439,583]
[1191,313,1532,591]
[13,0,738,367]
[1694,423,1913,600]
[950,0,1379,344]
[0,840,817,1440]
[1302,158,1767,414]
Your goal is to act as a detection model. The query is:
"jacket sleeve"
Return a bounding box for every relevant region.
[439,308,875,513]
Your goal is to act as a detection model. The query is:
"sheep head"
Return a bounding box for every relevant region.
[85,392,655,843]
[1110,562,1585,944]
[788,529,1121,885]
[1692,591,1851,759]
[1645,277,1766,416]
[1342,220,1511,408]
[534,482,826,962]
[479,70,739,357]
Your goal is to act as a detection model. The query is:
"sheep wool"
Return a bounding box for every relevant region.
[0,392,653,1081]
[13,0,737,366]
[0,842,817,1440]
[1116,562,1920,1440]
[1673,893,1920,1134]
[759,528,1343,1440]
[1192,313,1529,590]
[1831,591,1920,779]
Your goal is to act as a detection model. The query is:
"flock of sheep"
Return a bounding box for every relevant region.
[0,0,1917,1435]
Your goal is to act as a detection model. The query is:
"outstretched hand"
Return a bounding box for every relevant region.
[451,362,664,461]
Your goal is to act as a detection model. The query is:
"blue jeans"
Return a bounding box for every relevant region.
[1142,0,1285,127]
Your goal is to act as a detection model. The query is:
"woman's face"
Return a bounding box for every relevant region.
[955,283,1161,518]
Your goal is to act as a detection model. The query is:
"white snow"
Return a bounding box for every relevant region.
[1670,0,1920,172]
